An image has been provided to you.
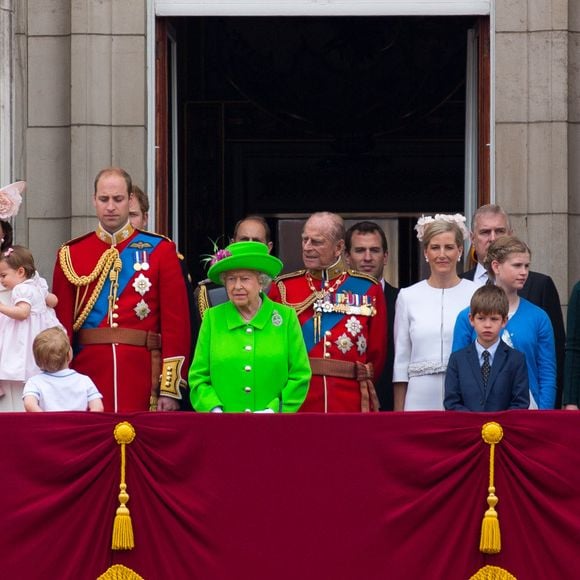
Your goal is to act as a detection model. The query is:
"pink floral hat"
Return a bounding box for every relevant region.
[0,181,25,220]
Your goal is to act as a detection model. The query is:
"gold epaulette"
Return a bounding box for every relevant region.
[274,269,306,282]
[59,231,94,248]
[274,270,315,316]
[348,269,380,284]
[196,283,210,319]
[138,230,173,244]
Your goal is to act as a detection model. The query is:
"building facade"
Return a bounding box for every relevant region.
[0,0,578,309]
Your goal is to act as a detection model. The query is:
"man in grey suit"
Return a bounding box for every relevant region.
[345,221,399,411]
[460,204,565,407]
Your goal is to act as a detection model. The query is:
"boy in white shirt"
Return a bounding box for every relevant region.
[23,327,104,412]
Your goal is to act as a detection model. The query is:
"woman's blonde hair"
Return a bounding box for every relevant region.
[421,220,464,249]
[483,236,531,278]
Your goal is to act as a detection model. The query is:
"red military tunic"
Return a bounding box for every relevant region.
[53,223,191,412]
[269,259,386,412]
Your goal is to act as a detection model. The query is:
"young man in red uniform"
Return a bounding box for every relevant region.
[269,212,386,412]
[52,168,191,412]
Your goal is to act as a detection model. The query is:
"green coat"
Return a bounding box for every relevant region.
[189,294,311,412]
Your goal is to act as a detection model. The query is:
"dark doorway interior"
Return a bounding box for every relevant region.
[169,16,478,284]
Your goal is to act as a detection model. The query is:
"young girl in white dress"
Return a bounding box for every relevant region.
[0,246,63,410]
[393,215,477,411]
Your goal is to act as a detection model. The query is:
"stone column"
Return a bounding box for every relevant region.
[495,0,569,305]
[70,0,147,241]
[18,0,147,280]
[569,2,580,298]
[23,0,71,280]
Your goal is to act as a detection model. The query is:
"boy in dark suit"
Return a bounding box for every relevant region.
[444,285,529,411]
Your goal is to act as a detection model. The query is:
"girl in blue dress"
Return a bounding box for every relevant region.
[452,236,556,409]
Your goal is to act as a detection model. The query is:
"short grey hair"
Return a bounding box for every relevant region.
[219,271,272,288]
[305,212,345,244]
[472,204,512,233]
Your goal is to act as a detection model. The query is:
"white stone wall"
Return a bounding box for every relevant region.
[495,0,573,309]
[13,0,147,283]
[6,0,577,310]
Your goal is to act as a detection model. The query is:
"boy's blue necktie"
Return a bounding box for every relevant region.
[481,350,491,386]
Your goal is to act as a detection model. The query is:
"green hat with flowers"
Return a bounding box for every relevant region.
[207,241,283,285]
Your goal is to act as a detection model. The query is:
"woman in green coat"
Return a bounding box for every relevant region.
[189,241,311,413]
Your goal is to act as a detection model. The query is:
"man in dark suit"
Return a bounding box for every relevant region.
[460,204,565,407]
[345,221,399,411]
[445,285,529,411]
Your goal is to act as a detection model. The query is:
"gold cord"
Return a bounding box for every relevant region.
[480,421,503,554]
[276,281,318,316]
[197,284,210,319]
[59,246,121,331]
[112,422,136,550]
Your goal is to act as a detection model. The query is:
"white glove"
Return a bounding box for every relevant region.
[254,408,275,414]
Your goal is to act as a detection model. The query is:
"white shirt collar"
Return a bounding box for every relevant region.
[475,337,501,365]
[473,263,488,287]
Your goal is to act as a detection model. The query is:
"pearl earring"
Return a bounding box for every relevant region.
[425,256,429,263]
[458,256,462,262]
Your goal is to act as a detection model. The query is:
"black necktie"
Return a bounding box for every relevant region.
[481,350,491,386]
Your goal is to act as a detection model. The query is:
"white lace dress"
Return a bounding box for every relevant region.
[393,279,477,410]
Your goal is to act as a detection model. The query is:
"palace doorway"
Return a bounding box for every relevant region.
[155,16,490,285]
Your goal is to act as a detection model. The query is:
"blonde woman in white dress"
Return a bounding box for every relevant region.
[393,215,477,411]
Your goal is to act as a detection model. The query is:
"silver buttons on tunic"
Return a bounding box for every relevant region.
[244,387,252,393]
[245,345,252,351]
[246,327,253,333]
[244,365,252,372]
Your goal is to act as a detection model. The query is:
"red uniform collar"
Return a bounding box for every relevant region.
[96,222,134,246]
[307,257,346,281]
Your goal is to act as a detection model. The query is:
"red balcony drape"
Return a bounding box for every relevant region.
[1,411,578,579]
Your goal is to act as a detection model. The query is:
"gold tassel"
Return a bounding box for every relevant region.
[480,422,503,554]
[97,564,145,580]
[112,422,136,550]
[469,564,517,580]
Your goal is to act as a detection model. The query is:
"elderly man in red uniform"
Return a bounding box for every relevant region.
[269,212,386,412]
[52,168,191,412]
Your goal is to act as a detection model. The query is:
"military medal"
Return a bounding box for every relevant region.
[307,270,347,343]
[335,333,353,354]
[134,299,151,320]
[133,250,150,271]
[132,273,152,296]
[141,252,150,271]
